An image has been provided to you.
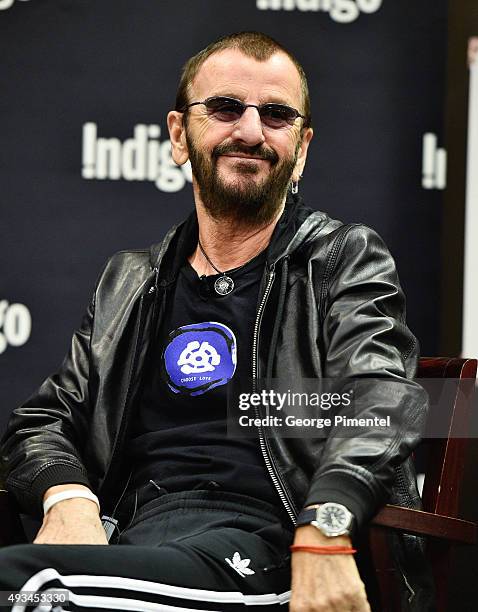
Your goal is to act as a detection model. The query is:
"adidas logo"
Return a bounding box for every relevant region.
[225,552,255,578]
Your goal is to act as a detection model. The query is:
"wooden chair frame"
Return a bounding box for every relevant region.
[369,357,478,611]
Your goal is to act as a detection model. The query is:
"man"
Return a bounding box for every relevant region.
[0,32,430,611]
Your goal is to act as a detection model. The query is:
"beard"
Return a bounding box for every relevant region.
[186,130,299,227]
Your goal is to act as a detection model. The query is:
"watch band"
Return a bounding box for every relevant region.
[296,507,319,527]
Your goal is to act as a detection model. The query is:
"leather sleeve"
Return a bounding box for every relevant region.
[304,224,428,530]
[0,296,95,517]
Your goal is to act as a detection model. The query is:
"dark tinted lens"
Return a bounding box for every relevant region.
[260,104,298,128]
[205,97,244,122]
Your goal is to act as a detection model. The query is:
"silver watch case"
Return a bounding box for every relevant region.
[310,502,353,537]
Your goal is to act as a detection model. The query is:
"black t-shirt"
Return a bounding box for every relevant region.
[127,250,282,508]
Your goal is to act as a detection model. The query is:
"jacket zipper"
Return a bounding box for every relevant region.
[252,264,297,526]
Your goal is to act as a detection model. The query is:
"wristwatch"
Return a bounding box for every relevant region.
[296,502,354,537]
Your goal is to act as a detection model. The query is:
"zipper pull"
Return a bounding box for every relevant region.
[148,268,159,295]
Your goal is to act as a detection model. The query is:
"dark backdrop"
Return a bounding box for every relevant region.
[0,0,448,432]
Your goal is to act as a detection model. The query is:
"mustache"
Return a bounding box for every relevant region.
[212,143,279,164]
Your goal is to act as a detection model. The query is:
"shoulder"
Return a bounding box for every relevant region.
[94,247,157,299]
[325,223,402,295]
[299,217,400,295]
[305,218,393,264]
[333,223,396,271]
[100,249,152,280]
[102,248,153,273]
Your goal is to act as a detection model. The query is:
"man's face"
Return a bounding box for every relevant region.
[169,48,313,226]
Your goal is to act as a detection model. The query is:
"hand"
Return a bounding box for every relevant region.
[33,484,108,545]
[289,525,370,612]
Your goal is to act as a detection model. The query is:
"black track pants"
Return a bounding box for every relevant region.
[0,491,293,611]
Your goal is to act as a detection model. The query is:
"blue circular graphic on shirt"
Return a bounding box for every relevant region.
[163,321,237,396]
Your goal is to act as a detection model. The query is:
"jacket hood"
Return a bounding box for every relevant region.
[149,194,328,281]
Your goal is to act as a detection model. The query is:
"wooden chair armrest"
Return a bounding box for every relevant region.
[371,504,478,544]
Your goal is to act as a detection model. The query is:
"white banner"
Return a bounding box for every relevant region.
[462,38,478,357]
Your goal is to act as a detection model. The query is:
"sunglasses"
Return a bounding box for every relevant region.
[184,96,305,129]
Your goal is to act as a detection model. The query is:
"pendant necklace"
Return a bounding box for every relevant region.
[197,240,246,296]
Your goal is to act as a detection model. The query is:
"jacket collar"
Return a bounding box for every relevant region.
[149,194,326,283]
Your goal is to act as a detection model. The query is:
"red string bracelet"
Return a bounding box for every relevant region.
[290,545,357,555]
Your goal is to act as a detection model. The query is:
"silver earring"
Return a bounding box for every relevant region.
[291,181,299,195]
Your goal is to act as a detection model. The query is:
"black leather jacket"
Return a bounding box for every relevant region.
[0,197,432,607]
